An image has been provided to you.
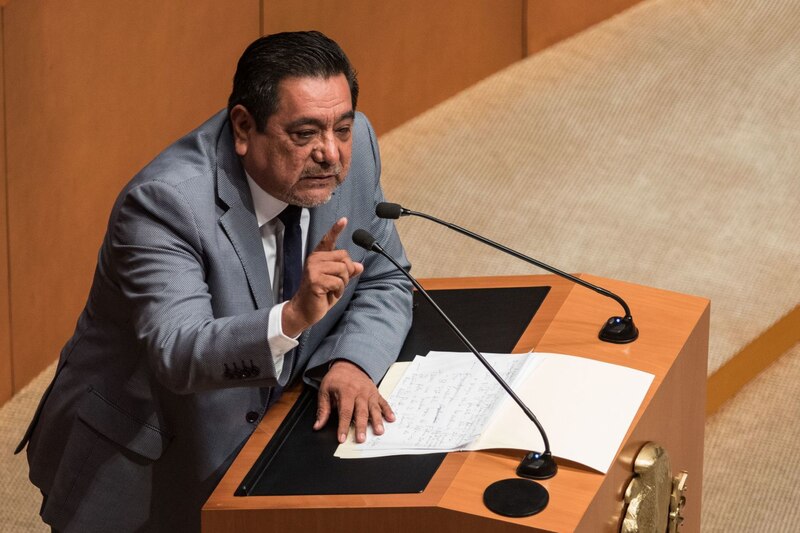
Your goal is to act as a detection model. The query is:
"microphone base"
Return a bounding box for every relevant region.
[483,478,549,517]
[517,451,558,480]
[599,316,639,344]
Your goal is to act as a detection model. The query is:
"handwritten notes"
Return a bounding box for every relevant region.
[359,352,529,451]
[335,351,654,473]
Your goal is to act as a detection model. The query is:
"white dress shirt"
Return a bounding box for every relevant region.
[246,173,310,378]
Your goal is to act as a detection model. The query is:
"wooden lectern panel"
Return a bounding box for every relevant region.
[203,274,708,532]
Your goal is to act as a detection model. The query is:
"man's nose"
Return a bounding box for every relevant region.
[312,133,338,165]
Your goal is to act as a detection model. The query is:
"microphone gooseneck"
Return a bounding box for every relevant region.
[354,228,554,516]
[375,202,638,343]
[352,231,552,454]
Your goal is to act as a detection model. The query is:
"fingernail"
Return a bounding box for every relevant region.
[358,432,366,442]
[376,424,384,434]
[340,433,347,443]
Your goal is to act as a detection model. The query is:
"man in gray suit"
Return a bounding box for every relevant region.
[17,31,412,532]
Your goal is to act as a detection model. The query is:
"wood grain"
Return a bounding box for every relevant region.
[3,0,259,393]
[262,0,525,135]
[0,12,11,404]
[526,0,644,55]
[0,0,650,403]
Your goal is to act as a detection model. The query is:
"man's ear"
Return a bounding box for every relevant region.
[229,105,255,157]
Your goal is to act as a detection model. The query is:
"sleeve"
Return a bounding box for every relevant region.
[267,301,300,375]
[303,116,414,384]
[110,179,289,394]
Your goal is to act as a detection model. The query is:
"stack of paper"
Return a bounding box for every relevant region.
[335,351,654,473]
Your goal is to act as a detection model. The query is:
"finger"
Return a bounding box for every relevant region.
[336,398,354,444]
[306,249,362,279]
[379,395,396,423]
[309,273,347,299]
[315,217,348,252]
[368,397,385,436]
[353,397,369,443]
[322,261,351,290]
[331,250,361,278]
[313,389,332,431]
[306,262,355,298]
[339,254,363,279]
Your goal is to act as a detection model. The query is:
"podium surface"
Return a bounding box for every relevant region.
[203,275,709,532]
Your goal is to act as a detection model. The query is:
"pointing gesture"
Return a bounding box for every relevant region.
[278,216,392,443]
[281,217,363,337]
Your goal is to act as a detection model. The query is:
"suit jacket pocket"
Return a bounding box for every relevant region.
[78,386,171,461]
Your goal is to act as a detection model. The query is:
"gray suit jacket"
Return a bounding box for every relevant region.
[21,110,412,532]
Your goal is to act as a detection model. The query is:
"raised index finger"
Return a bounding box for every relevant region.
[315,217,348,252]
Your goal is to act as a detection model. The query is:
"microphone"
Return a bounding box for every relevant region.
[353,229,554,517]
[375,202,638,343]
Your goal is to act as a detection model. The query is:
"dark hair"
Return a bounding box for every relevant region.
[228,31,359,131]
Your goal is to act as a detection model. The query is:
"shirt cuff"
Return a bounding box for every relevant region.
[268,301,300,378]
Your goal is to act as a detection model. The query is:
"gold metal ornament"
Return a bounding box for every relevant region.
[621,442,688,533]
[668,471,688,533]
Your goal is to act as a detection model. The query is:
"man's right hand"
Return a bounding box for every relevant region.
[281,217,363,337]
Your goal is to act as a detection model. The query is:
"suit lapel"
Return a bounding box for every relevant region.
[306,191,340,254]
[215,121,273,310]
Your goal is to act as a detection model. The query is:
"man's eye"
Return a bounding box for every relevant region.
[295,130,316,139]
[336,127,352,137]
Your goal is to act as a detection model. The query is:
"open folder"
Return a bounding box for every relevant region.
[336,351,654,474]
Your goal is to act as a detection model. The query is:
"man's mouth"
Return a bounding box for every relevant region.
[302,164,343,180]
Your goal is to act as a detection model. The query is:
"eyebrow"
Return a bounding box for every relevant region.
[286,110,355,131]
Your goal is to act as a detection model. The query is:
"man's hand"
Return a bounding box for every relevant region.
[282,217,363,337]
[314,359,396,443]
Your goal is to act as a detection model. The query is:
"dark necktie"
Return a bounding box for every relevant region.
[277,204,303,302]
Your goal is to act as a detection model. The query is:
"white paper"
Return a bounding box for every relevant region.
[335,351,654,474]
[475,353,654,472]
[344,352,529,453]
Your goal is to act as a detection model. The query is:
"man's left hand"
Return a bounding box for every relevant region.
[313,359,395,443]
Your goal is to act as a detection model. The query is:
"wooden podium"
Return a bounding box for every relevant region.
[203,274,709,532]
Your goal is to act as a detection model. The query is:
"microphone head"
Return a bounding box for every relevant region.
[352,229,378,251]
[598,316,639,343]
[517,451,558,480]
[375,202,403,219]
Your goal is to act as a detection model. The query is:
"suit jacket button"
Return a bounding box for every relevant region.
[246,411,259,424]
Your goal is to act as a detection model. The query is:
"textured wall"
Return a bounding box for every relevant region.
[378,0,800,377]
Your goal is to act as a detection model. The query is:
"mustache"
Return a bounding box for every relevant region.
[301,165,344,178]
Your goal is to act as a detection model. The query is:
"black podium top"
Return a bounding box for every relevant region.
[236,285,550,497]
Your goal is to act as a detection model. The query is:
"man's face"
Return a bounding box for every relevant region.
[232,74,354,208]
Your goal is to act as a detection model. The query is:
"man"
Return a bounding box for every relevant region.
[16,31,412,532]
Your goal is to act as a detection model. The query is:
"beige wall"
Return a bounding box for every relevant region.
[0,0,641,403]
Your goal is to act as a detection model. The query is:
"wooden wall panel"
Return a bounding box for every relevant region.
[0,0,644,401]
[4,0,259,392]
[262,0,525,135]
[0,9,12,404]
[526,0,644,54]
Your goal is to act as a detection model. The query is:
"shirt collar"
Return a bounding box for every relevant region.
[245,172,288,227]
